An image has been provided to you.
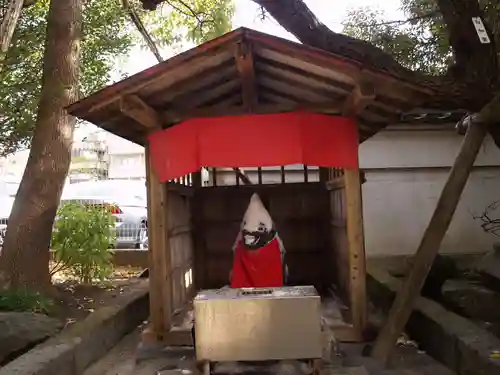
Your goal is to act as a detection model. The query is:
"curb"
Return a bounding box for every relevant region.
[0,280,149,375]
[367,263,500,375]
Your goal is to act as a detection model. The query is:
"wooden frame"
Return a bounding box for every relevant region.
[66,27,431,145]
[370,119,488,363]
[131,75,373,348]
[321,80,375,341]
[143,145,171,342]
[65,27,435,351]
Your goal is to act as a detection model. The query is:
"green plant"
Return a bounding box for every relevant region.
[0,289,55,314]
[51,202,116,284]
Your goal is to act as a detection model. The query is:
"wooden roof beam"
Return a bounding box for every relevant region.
[234,38,258,112]
[119,94,163,130]
[340,80,375,342]
[172,79,240,109]
[162,101,344,124]
[342,80,376,117]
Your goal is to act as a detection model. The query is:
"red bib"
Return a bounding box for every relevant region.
[230,236,284,288]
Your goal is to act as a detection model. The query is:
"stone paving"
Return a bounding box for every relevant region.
[83,330,455,375]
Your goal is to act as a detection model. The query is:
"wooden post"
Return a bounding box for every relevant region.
[191,169,202,188]
[371,120,488,363]
[144,145,172,341]
[339,80,374,341]
[344,168,367,339]
[319,167,330,183]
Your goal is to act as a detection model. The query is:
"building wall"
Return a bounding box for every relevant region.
[203,127,500,257]
[108,153,145,180]
[105,133,146,180]
[360,128,500,256]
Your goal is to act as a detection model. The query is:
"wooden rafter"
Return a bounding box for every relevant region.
[232,37,258,185]
[259,75,332,104]
[342,80,376,117]
[173,79,240,109]
[151,62,237,106]
[119,94,163,130]
[234,38,258,111]
[162,100,344,124]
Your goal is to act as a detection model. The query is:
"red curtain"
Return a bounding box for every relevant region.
[148,112,359,182]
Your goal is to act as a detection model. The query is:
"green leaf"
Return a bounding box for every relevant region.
[0,0,234,156]
[51,202,117,284]
[341,4,451,75]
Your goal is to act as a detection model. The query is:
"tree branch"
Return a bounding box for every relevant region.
[471,200,500,237]
[121,0,163,62]
[138,0,500,114]
[0,0,25,69]
[252,0,499,110]
[435,0,498,99]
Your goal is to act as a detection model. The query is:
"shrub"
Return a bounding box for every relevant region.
[51,202,116,284]
[0,289,55,315]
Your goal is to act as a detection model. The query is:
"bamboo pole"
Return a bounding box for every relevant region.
[370,119,488,364]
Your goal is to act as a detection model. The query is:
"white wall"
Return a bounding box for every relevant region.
[105,132,145,180]
[360,129,500,257]
[108,153,145,180]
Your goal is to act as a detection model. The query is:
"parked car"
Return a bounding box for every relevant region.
[60,179,148,249]
[0,180,17,247]
[0,194,13,247]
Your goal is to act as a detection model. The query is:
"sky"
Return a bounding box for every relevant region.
[117,0,404,76]
[77,0,404,142]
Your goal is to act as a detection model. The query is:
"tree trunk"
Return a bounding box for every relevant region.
[251,0,498,110]
[0,0,83,292]
[0,0,25,67]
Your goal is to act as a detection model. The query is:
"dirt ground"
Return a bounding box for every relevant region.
[51,265,144,328]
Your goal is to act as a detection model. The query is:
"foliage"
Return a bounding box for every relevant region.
[51,202,116,284]
[0,0,234,156]
[143,0,234,46]
[0,288,55,314]
[0,0,132,156]
[342,1,500,75]
[342,6,451,75]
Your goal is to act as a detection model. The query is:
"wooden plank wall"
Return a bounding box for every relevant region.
[166,185,195,314]
[193,183,331,289]
[327,168,351,305]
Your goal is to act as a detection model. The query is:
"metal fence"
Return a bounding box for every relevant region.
[0,165,322,250]
[0,179,151,250]
[0,198,149,250]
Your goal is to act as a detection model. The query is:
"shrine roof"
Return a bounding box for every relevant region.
[67,27,434,145]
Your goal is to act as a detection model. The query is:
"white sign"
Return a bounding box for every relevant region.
[472,17,491,44]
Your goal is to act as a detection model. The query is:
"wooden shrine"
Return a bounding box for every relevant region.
[66,28,462,359]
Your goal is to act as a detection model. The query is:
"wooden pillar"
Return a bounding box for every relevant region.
[344,168,367,339]
[144,145,172,341]
[319,167,330,183]
[371,120,488,363]
[191,169,205,290]
[339,80,374,341]
[191,169,202,188]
